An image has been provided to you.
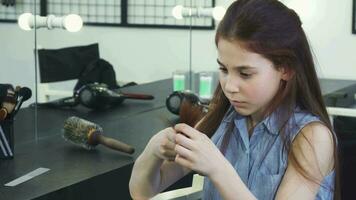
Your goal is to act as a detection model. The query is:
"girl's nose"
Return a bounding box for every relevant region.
[224,75,239,93]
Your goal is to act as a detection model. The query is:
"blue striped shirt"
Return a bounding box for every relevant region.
[202,107,335,200]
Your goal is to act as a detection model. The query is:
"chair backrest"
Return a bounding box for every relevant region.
[328,100,356,199]
[37,43,100,102]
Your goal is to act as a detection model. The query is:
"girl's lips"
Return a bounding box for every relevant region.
[230,100,247,107]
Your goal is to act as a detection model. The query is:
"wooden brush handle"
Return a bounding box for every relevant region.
[96,134,135,154]
[120,93,154,100]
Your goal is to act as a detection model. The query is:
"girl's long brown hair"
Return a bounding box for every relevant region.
[196,0,340,199]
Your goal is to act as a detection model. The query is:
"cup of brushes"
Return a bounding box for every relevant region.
[63,116,135,154]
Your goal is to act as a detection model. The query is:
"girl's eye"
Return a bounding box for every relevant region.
[240,72,252,78]
[219,67,228,73]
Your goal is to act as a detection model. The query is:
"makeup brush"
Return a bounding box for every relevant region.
[63,116,135,154]
[0,85,16,120]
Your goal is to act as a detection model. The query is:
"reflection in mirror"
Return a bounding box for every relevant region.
[0,0,37,153]
[34,1,206,139]
[181,2,227,98]
[0,0,227,199]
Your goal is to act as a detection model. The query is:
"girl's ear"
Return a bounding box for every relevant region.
[280,67,295,81]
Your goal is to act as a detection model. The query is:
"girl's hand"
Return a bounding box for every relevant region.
[173,123,226,178]
[148,127,177,161]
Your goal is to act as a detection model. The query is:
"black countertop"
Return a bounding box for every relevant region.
[0,78,187,200]
[1,107,180,200]
[1,78,356,200]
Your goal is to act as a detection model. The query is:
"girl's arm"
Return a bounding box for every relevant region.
[274,122,335,199]
[129,128,191,200]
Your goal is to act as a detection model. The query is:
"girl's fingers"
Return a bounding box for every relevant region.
[174,123,198,139]
[175,143,192,159]
[160,147,177,160]
[162,139,176,149]
[166,128,177,142]
[175,154,191,169]
[175,133,195,150]
[167,156,177,162]
[163,148,176,155]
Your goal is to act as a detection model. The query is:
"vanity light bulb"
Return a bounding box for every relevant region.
[172,5,184,20]
[63,14,83,32]
[212,6,226,20]
[18,13,33,31]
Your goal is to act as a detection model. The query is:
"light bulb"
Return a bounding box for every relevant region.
[64,14,83,32]
[18,13,33,31]
[18,13,83,32]
[172,5,184,20]
[172,5,225,20]
[212,6,226,20]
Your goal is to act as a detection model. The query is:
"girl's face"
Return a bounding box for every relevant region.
[217,39,285,122]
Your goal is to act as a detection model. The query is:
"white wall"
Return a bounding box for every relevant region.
[1,0,356,105]
[35,26,193,84]
[192,0,356,79]
[282,0,356,79]
[0,23,36,90]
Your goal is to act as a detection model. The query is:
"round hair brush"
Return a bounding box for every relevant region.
[63,116,135,154]
[179,98,208,127]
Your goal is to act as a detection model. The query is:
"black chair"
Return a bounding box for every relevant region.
[36,43,100,102]
[334,115,356,200]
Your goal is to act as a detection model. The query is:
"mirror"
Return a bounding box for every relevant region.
[34,1,196,138]
[0,0,37,152]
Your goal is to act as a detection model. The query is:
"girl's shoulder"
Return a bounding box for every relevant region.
[288,108,322,136]
[263,106,323,141]
[292,121,335,177]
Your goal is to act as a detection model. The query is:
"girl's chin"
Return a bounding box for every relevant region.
[233,106,251,116]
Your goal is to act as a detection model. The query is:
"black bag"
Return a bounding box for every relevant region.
[74,58,138,93]
[74,58,120,92]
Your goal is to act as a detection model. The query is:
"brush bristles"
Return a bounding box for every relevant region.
[63,116,103,150]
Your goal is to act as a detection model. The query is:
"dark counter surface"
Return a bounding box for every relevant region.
[1,107,180,200]
[0,78,188,200]
[1,78,356,200]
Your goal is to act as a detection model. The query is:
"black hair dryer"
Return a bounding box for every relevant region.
[34,83,154,110]
[166,90,209,115]
[74,83,154,109]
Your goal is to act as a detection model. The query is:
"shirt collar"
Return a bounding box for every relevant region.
[261,105,303,135]
[222,106,242,123]
[223,106,283,135]
[261,112,280,135]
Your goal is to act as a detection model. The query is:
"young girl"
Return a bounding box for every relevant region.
[129,0,338,199]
